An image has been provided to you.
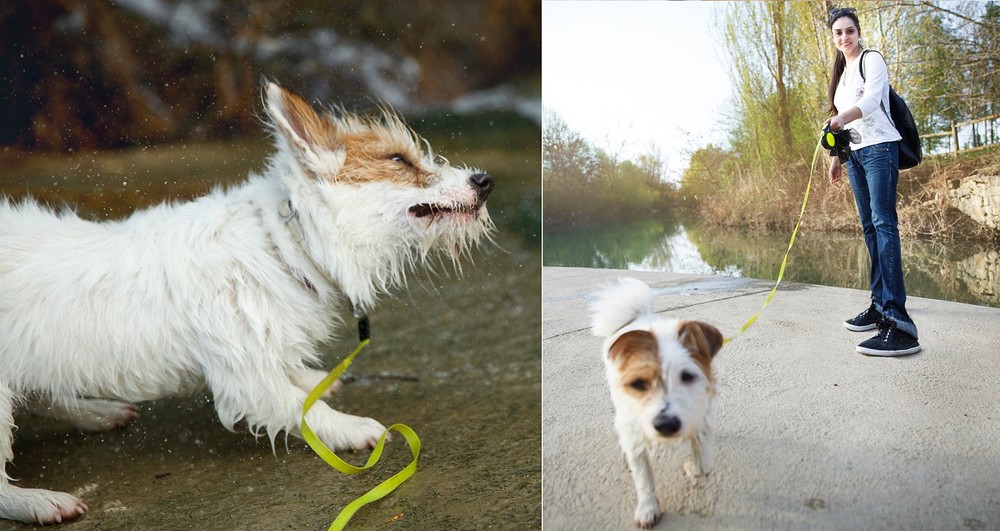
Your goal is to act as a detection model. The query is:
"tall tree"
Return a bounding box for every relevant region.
[716,2,827,174]
[542,110,598,186]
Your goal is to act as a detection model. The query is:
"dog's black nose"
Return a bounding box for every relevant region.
[470,173,494,202]
[653,412,681,436]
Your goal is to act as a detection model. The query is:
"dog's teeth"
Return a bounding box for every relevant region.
[408,204,433,217]
[409,204,465,218]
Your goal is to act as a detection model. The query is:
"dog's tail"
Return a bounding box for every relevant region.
[589,277,654,337]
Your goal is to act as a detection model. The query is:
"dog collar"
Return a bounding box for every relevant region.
[279,197,370,342]
[278,197,305,243]
[276,197,317,295]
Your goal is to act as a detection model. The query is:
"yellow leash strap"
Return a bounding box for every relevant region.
[724,143,823,344]
[300,338,422,530]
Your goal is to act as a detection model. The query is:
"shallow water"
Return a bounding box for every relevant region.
[545,216,999,308]
[0,137,541,529]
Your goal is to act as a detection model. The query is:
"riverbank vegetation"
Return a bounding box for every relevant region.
[544,2,998,241]
[686,1,998,241]
[543,112,681,228]
[682,137,1000,241]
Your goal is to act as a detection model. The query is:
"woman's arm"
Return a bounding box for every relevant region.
[826,107,862,132]
[826,52,889,132]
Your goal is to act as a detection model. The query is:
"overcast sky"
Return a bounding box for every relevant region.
[542,1,734,182]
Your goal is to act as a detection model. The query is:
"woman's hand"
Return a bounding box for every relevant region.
[829,157,843,183]
[826,107,862,132]
[826,114,846,132]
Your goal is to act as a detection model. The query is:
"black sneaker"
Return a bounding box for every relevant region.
[857,319,921,357]
[844,304,881,332]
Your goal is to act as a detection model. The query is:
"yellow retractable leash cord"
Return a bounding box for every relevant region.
[301,135,829,528]
[300,316,421,530]
[724,140,824,344]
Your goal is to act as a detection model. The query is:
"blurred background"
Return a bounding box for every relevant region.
[1,0,540,150]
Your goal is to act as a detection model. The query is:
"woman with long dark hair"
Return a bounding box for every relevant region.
[825,7,920,356]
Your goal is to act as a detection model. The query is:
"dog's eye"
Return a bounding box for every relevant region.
[680,371,698,384]
[389,153,413,167]
[628,379,650,392]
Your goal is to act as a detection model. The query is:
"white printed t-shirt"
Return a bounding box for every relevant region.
[833,49,902,150]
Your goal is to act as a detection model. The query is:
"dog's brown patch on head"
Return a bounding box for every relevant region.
[268,83,434,186]
[339,122,433,186]
[609,330,661,399]
[678,320,723,383]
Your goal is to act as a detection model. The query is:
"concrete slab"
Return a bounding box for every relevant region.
[542,266,1000,530]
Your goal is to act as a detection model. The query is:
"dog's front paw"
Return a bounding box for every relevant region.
[0,487,88,525]
[312,412,388,451]
[634,500,662,528]
[345,415,389,450]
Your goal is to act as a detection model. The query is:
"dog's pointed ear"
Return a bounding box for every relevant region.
[678,320,724,361]
[264,82,343,175]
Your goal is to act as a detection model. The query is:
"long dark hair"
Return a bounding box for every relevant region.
[827,8,862,117]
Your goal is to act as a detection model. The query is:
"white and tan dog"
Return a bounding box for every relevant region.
[0,82,494,524]
[590,278,723,528]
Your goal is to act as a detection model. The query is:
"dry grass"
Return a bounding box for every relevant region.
[698,147,1000,242]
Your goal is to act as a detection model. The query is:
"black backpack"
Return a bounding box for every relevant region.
[860,50,922,169]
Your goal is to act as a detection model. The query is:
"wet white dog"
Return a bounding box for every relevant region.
[590,278,723,528]
[0,82,494,524]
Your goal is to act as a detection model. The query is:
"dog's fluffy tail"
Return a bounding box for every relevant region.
[589,277,654,337]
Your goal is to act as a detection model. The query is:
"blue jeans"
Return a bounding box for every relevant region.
[845,142,918,339]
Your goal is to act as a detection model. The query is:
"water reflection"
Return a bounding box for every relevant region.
[544,217,1000,308]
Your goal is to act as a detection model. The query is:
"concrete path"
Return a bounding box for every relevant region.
[542,266,1000,530]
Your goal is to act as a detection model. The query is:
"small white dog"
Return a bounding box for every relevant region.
[590,278,723,528]
[0,82,494,524]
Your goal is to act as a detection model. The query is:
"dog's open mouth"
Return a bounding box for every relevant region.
[408,202,482,218]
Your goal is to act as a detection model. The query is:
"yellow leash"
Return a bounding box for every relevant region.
[724,142,824,344]
[300,338,421,530]
[299,141,825,526]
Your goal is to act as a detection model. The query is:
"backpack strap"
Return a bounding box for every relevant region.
[858,49,893,126]
[858,48,886,80]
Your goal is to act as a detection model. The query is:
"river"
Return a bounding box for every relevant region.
[544,216,999,308]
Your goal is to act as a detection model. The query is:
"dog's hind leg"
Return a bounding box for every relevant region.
[26,397,139,433]
[0,384,88,524]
